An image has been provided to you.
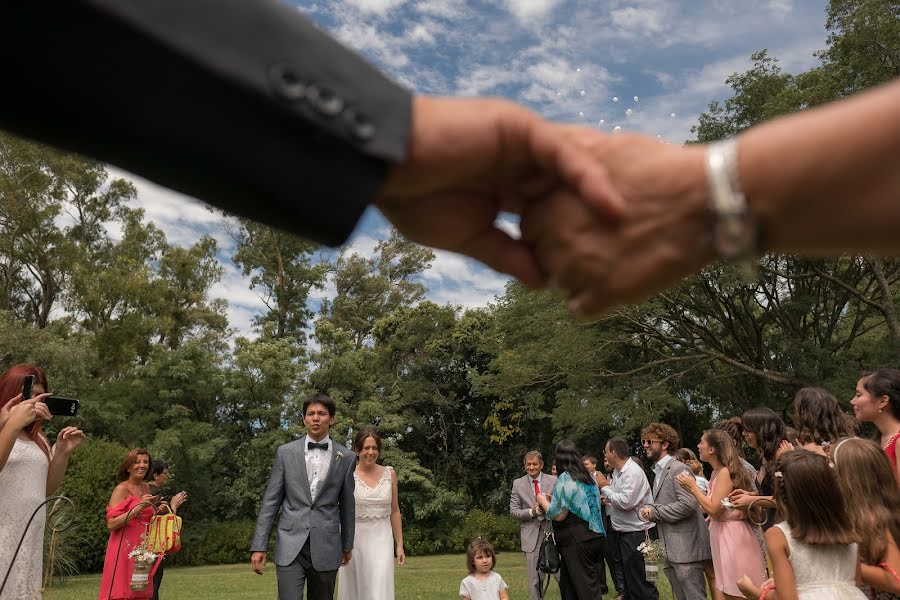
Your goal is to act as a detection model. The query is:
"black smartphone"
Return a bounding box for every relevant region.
[44,396,80,417]
[22,375,35,400]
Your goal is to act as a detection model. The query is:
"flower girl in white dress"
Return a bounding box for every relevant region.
[338,427,404,600]
[739,449,865,600]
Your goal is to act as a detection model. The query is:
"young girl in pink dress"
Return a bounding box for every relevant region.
[677,429,766,600]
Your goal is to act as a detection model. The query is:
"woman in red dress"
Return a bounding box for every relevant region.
[98,449,161,600]
[852,369,900,484]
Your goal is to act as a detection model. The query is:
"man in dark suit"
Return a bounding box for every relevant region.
[639,423,710,600]
[0,1,623,290]
[510,451,558,600]
[251,394,356,600]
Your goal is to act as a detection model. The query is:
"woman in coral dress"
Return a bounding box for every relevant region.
[98,449,161,600]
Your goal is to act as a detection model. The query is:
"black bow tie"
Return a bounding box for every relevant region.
[308,441,329,451]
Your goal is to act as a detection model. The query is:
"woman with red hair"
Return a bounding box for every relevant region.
[0,364,85,600]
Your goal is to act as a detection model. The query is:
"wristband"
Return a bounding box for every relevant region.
[705,138,758,279]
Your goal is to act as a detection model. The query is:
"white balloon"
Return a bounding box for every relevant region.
[556,91,562,97]
[625,108,633,116]
[578,111,584,118]
[656,134,662,139]
[576,68,582,72]
[613,125,622,134]
[612,96,619,103]
[670,112,676,118]
[633,96,639,102]
[580,90,586,96]
[599,119,605,125]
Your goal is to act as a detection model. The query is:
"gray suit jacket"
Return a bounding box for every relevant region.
[251,439,356,570]
[1,1,411,247]
[510,472,557,552]
[648,458,711,564]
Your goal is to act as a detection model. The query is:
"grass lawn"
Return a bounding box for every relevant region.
[47,553,681,599]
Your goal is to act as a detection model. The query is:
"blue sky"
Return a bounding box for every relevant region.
[111,0,830,336]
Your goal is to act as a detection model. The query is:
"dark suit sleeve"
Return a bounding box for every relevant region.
[250,446,286,552]
[0,0,412,247]
[651,464,699,524]
[340,452,356,552]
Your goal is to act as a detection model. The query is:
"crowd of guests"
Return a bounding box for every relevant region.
[501,368,900,600]
[4,360,900,600]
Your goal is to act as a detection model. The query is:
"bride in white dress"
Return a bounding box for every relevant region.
[338,427,405,600]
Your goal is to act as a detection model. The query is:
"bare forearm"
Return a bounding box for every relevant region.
[740,78,900,255]
[46,452,70,495]
[0,428,18,472]
[390,510,403,549]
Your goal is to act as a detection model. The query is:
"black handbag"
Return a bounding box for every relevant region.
[536,530,560,598]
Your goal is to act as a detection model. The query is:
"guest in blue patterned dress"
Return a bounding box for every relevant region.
[536,439,607,600]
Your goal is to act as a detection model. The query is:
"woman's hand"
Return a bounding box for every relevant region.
[396,544,406,565]
[54,426,85,456]
[737,574,765,599]
[171,491,188,512]
[1,394,51,432]
[728,489,757,509]
[775,440,795,460]
[675,472,696,491]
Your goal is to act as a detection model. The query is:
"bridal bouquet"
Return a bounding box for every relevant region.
[128,546,159,591]
[637,536,666,582]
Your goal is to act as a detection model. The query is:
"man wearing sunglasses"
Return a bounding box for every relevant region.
[638,423,710,600]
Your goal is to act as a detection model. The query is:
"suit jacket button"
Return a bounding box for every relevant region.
[268,63,306,101]
[306,85,344,116]
[343,109,376,141]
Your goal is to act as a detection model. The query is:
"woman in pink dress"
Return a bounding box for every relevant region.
[98,449,161,600]
[677,429,766,600]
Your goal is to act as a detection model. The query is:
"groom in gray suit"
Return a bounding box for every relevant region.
[510,450,558,600]
[251,394,356,600]
[639,423,711,600]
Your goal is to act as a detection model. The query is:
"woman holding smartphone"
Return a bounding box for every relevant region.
[0,364,85,600]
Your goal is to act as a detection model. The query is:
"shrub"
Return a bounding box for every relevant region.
[171,519,268,567]
[52,437,129,572]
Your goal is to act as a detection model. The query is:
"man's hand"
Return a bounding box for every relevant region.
[377,97,624,289]
[594,471,609,488]
[341,550,352,566]
[520,132,715,317]
[640,507,654,521]
[251,551,267,574]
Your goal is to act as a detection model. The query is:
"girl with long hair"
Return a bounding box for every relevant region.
[832,437,900,599]
[739,450,865,600]
[677,429,765,600]
[729,407,787,529]
[851,369,900,483]
[791,387,856,456]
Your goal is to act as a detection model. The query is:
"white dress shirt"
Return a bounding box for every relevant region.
[601,458,654,533]
[652,453,674,495]
[304,434,333,501]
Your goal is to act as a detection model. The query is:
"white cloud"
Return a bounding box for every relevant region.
[501,0,563,23]
[343,0,408,18]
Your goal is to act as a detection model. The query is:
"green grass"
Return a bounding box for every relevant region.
[48,554,678,599]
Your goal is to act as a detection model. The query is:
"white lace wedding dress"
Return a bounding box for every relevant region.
[0,439,48,600]
[775,522,866,600]
[338,466,395,600]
